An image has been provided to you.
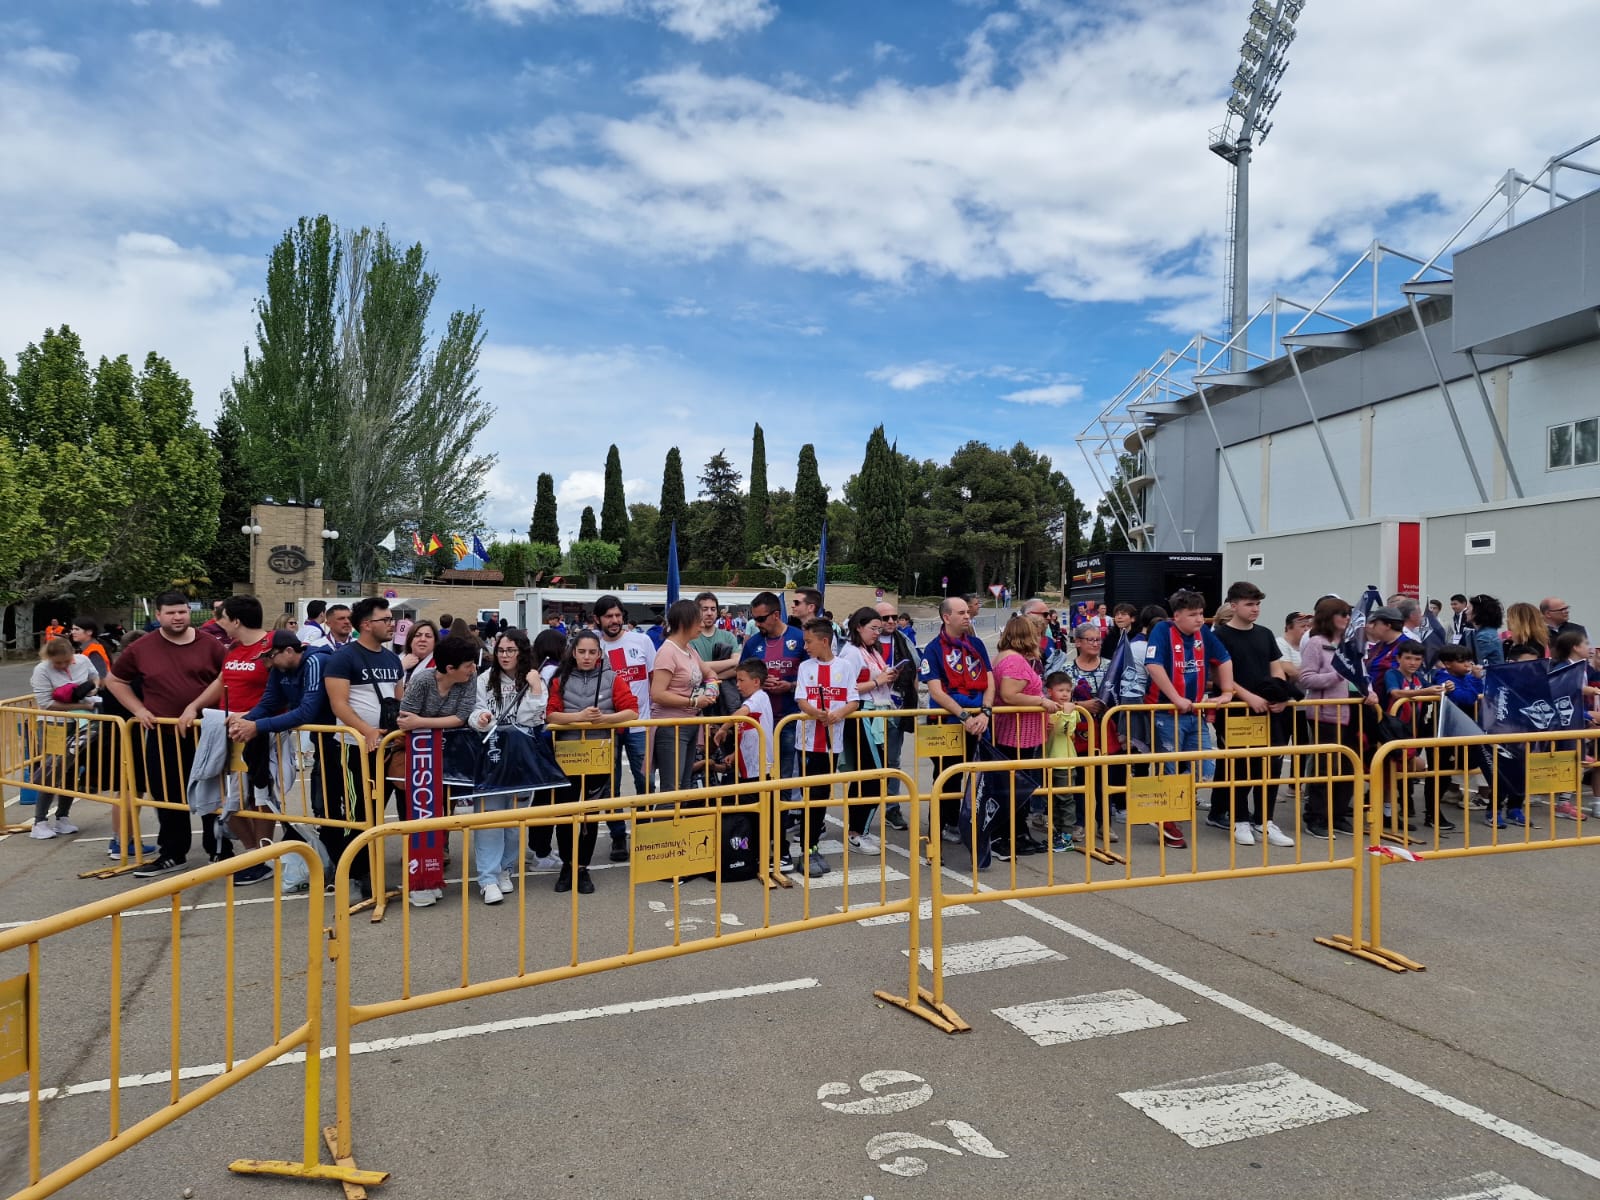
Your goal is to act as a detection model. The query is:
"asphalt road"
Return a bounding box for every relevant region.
[3,647,1600,1200]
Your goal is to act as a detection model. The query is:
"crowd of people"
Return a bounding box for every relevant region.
[23,581,1597,905]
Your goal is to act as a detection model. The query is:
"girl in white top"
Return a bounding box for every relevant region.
[465,631,546,904]
[837,607,899,847]
[28,637,99,839]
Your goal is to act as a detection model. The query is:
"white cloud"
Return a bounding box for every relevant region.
[868,362,952,391]
[522,0,1600,320]
[131,30,235,70]
[1000,382,1081,406]
[474,0,775,41]
[4,47,79,75]
[665,297,709,318]
[516,57,594,94]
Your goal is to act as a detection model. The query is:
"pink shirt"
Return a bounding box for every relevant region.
[651,638,705,721]
[992,652,1045,748]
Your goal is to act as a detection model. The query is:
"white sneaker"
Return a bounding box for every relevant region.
[496,870,514,894]
[1233,823,1256,846]
[50,818,79,835]
[1263,820,1295,848]
[847,832,879,852]
[29,823,56,840]
[531,853,562,871]
[408,888,440,909]
[482,882,504,905]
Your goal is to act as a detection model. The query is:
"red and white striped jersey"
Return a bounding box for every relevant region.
[796,657,859,755]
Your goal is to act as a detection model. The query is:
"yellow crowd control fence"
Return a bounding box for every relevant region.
[326,764,926,1175]
[907,737,1374,1031]
[1358,725,1600,972]
[0,706,132,852]
[0,842,384,1199]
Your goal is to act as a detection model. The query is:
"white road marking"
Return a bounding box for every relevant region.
[1416,1173,1549,1200]
[843,900,977,926]
[993,988,1186,1046]
[907,934,1063,976]
[817,1070,933,1115]
[0,976,820,1106]
[800,866,908,889]
[1119,1061,1365,1147]
[871,833,1600,1183]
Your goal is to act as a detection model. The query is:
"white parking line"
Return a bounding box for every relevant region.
[0,976,820,1105]
[1118,1061,1365,1147]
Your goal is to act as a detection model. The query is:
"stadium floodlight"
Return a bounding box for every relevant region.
[1210,0,1305,369]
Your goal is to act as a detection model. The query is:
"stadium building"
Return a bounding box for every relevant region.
[1078,136,1600,608]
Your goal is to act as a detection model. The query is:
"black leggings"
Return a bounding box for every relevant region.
[1304,718,1359,826]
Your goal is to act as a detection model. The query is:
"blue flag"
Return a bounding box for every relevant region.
[1480,659,1585,735]
[815,518,828,601]
[472,534,490,562]
[666,521,680,606]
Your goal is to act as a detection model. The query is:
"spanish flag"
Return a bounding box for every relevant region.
[426,534,441,554]
[411,531,426,555]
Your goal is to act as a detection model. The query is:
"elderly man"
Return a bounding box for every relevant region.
[1541,597,1586,641]
[919,597,993,840]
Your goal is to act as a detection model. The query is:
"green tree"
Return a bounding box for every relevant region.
[824,499,855,567]
[1088,517,1109,554]
[1,329,220,647]
[222,216,494,582]
[528,541,563,583]
[849,425,909,586]
[600,443,629,556]
[579,505,599,541]
[530,473,559,545]
[566,539,621,589]
[657,447,689,566]
[693,450,744,569]
[934,441,1035,595]
[791,442,828,552]
[623,502,660,572]
[203,410,254,591]
[487,540,534,587]
[743,423,768,560]
[766,486,795,548]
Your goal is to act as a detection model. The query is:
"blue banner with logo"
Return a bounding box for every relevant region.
[1480,659,1585,735]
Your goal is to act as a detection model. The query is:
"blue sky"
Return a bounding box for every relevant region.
[3,0,1597,544]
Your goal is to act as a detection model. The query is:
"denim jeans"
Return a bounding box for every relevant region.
[610,725,647,838]
[473,793,525,889]
[1152,712,1216,782]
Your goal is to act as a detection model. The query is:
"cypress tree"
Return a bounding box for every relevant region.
[791,442,828,552]
[657,447,689,565]
[743,423,768,559]
[579,505,598,541]
[530,472,559,545]
[601,443,629,554]
[854,425,908,585]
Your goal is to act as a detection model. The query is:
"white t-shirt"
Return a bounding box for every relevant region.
[737,689,774,781]
[795,657,859,755]
[600,631,656,718]
[837,642,893,707]
[1275,635,1303,669]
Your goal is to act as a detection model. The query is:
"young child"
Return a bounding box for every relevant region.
[793,619,859,877]
[1042,672,1080,852]
[1385,641,1456,834]
[1549,632,1594,820]
[1431,643,1484,807]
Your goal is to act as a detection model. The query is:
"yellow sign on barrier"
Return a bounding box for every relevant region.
[916,723,964,758]
[631,814,718,882]
[43,721,67,757]
[0,972,29,1083]
[1223,714,1270,748]
[1125,774,1193,824]
[554,738,612,776]
[1526,750,1581,794]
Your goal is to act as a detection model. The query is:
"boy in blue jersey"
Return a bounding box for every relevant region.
[1143,591,1236,843]
[740,590,808,867]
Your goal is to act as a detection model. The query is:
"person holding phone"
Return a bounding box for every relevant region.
[874,599,919,831]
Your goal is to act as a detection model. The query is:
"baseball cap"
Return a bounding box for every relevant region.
[1368,606,1403,625]
[258,629,303,656]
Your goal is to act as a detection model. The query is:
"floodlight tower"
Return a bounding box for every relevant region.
[1210,0,1303,370]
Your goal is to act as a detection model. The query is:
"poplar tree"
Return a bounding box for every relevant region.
[530,472,559,545]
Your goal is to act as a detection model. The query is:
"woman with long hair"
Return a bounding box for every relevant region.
[546,630,638,893]
[1296,596,1370,838]
[988,615,1058,858]
[27,637,99,839]
[1504,601,1549,660]
[466,629,547,904]
[519,627,571,869]
[836,606,899,848]
[649,599,718,792]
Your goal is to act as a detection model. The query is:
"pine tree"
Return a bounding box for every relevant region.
[694,450,744,569]
[204,411,255,589]
[600,443,629,556]
[1088,517,1108,554]
[657,447,689,565]
[852,425,909,586]
[791,443,828,552]
[579,505,598,541]
[530,472,558,545]
[743,423,768,561]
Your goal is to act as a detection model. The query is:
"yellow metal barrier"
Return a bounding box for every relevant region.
[0,706,134,854]
[906,740,1373,1031]
[326,766,931,1177]
[0,843,382,1198]
[1361,726,1600,972]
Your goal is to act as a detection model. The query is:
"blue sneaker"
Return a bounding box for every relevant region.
[1506,808,1528,827]
[106,839,159,858]
[1050,831,1074,853]
[1483,810,1507,829]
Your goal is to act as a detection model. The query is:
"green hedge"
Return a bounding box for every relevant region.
[595,568,786,589]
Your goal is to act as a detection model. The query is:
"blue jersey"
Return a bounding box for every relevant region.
[1143,621,1229,703]
[740,625,808,719]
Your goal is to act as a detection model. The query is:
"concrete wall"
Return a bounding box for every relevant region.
[1223,521,1400,614]
[1422,492,1600,609]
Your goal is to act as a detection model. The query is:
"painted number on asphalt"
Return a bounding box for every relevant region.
[817,1070,933,1115]
[816,1072,1007,1178]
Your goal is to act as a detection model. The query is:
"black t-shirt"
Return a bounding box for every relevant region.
[1213,622,1280,689]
